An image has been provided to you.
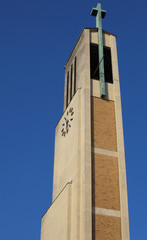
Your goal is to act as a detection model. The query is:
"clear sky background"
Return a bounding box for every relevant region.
[0,0,146,239]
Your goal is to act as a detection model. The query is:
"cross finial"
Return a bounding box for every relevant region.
[91,3,106,27]
[91,3,106,98]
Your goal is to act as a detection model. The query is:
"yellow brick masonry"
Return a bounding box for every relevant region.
[92,153,120,210]
[91,96,121,240]
[92,214,121,240]
[91,96,117,151]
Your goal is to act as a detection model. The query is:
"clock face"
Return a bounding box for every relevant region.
[61,107,74,137]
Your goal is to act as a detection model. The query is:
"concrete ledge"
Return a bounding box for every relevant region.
[92,147,118,158]
[92,207,120,218]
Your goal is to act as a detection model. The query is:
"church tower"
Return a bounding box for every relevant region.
[40,3,130,240]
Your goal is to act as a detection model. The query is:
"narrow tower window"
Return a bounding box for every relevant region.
[90,43,99,80]
[66,72,69,108]
[90,43,113,83]
[74,57,76,95]
[70,64,73,101]
[104,46,113,84]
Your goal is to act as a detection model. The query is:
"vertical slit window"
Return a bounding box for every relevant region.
[104,47,113,84]
[74,57,76,95]
[70,64,73,101]
[90,43,99,80]
[66,72,69,108]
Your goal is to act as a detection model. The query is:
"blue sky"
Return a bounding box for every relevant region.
[0,0,147,239]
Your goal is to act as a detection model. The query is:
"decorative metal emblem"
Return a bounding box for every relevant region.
[61,107,74,137]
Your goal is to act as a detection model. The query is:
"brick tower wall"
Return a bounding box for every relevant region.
[91,96,121,240]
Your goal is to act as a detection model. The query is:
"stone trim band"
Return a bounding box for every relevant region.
[92,147,118,158]
[92,207,120,218]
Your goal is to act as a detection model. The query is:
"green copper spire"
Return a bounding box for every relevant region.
[91,3,106,98]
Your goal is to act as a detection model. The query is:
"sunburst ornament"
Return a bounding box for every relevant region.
[61,107,74,137]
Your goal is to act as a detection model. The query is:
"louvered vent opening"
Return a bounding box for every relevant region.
[90,43,113,84]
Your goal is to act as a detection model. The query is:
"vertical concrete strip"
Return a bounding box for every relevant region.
[78,90,82,240]
[81,29,92,240]
[111,35,130,240]
[67,183,72,240]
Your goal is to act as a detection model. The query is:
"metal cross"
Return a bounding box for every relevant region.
[91,3,106,98]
